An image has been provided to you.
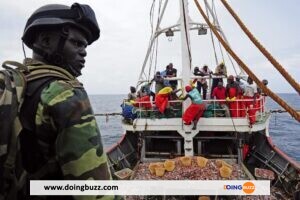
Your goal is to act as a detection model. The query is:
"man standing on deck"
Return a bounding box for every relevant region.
[2,3,113,200]
[198,65,213,100]
[211,62,227,98]
[226,75,240,117]
[244,77,258,125]
[166,63,178,90]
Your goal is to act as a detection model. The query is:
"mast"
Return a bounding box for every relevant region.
[179,0,192,111]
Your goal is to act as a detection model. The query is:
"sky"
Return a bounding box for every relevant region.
[0,0,299,94]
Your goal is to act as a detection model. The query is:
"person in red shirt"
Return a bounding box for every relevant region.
[226,75,240,117]
[212,81,226,102]
[212,81,230,117]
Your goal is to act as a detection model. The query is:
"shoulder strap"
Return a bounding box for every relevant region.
[26,65,75,82]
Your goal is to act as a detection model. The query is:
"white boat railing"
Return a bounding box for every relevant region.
[122,95,267,123]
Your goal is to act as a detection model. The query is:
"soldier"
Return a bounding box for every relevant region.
[15,3,112,200]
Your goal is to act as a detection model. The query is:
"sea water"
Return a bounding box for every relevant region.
[89,94,300,162]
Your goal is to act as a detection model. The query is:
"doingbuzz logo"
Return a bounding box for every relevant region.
[223,182,255,194]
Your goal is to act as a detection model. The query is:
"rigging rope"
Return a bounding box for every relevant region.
[181,0,192,68]
[211,0,238,75]
[205,0,239,75]
[153,0,163,76]
[138,0,169,84]
[206,0,219,65]
[147,0,157,81]
[220,0,300,94]
[193,0,300,122]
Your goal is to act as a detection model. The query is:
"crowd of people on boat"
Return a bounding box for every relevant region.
[122,62,267,128]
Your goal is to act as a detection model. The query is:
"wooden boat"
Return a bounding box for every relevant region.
[106,1,300,199]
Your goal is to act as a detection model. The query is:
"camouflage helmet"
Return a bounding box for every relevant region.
[22,3,100,48]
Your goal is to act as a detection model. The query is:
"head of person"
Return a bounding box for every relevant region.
[217,81,223,88]
[247,77,253,84]
[185,85,192,92]
[168,63,173,69]
[194,66,199,73]
[219,62,225,68]
[130,86,136,93]
[155,71,161,77]
[227,75,234,84]
[22,3,100,77]
[262,79,268,86]
[236,75,241,82]
[203,65,208,71]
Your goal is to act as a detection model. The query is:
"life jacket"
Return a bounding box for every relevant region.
[188,88,202,104]
[0,60,74,200]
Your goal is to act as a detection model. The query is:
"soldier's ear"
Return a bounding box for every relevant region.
[38,32,51,48]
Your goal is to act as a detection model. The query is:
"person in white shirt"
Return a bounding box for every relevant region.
[244,77,257,98]
[195,65,212,100]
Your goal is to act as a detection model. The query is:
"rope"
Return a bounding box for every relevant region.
[147,0,157,81]
[181,0,192,68]
[94,112,122,117]
[220,0,300,94]
[153,0,163,76]
[212,0,239,75]
[206,0,219,65]
[205,1,239,75]
[193,0,300,122]
[270,109,300,114]
[138,0,168,83]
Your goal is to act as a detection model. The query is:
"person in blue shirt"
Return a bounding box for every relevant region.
[181,85,205,130]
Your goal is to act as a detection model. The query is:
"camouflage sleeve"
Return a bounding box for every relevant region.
[36,80,114,200]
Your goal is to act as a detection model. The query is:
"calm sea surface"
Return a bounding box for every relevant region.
[89,94,300,162]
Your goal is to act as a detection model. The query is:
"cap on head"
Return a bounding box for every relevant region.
[185,85,192,92]
[22,3,100,48]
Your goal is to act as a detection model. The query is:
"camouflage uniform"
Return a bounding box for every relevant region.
[20,59,113,200]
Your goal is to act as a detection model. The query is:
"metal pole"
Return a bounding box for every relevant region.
[179,0,192,112]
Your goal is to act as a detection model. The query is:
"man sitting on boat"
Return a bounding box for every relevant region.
[181,85,205,130]
[133,84,153,109]
[151,71,165,93]
[127,86,137,101]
